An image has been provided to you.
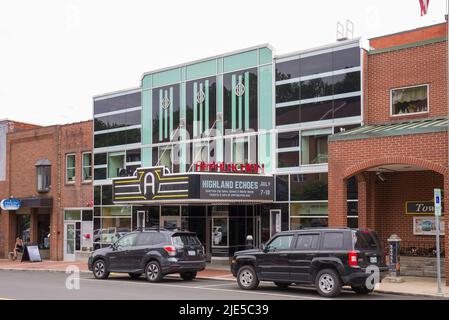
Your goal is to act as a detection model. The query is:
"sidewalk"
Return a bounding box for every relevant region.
[0,259,447,298]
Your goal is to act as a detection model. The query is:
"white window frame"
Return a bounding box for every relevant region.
[390,84,429,117]
[82,152,92,182]
[66,153,76,184]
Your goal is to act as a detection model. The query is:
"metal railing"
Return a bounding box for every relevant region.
[384,241,445,258]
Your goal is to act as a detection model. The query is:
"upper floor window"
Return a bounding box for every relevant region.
[35,158,51,193]
[391,84,428,116]
[82,152,92,182]
[66,154,76,183]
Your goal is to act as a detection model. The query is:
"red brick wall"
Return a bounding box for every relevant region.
[0,121,93,260]
[370,23,446,49]
[366,40,447,124]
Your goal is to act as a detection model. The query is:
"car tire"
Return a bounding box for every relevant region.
[315,269,342,297]
[351,285,374,295]
[93,259,109,280]
[274,282,291,289]
[145,261,163,283]
[128,273,142,279]
[180,272,197,281]
[237,265,259,290]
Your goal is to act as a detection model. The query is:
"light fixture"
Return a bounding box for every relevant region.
[376,172,387,182]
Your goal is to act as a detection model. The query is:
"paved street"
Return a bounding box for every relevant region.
[0,270,432,300]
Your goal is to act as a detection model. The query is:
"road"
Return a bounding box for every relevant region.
[0,270,430,300]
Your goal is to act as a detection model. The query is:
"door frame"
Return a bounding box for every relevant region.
[269,209,282,238]
[136,210,146,229]
[63,222,76,261]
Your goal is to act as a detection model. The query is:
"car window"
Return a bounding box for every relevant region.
[116,233,137,248]
[322,232,344,250]
[354,231,380,250]
[136,233,166,246]
[267,235,294,251]
[172,234,201,246]
[295,234,320,250]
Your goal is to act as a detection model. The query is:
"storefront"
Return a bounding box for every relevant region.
[110,166,273,258]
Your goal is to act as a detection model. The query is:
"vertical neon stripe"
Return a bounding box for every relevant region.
[193,82,197,137]
[199,82,204,136]
[205,79,209,135]
[169,87,173,139]
[244,72,249,131]
[164,90,168,139]
[159,89,163,141]
[231,74,236,132]
[238,74,242,130]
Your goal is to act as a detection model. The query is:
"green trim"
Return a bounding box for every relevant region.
[205,79,209,134]
[186,59,216,81]
[224,50,258,73]
[153,68,181,88]
[231,74,236,132]
[370,37,447,55]
[164,90,168,139]
[193,82,198,137]
[238,74,243,130]
[169,87,173,139]
[159,89,163,141]
[244,71,249,130]
[199,82,203,135]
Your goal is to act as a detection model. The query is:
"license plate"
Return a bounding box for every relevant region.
[370,257,377,263]
[188,250,196,256]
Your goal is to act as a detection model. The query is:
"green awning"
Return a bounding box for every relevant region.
[330,117,448,142]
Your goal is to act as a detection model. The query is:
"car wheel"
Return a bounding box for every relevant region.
[274,282,291,289]
[315,269,342,297]
[180,272,197,281]
[128,273,142,279]
[93,259,109,279]
[351,285,374,295]
[237,265,259,290]
[145,261,163,283]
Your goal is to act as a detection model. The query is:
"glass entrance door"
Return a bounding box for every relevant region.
[136,211,146,229]
[161,206,181,230]
[64,223,76,261]
[270,209,281,238]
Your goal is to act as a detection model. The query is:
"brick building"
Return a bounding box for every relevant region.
[328,23,449,283]
[0,121,93,260]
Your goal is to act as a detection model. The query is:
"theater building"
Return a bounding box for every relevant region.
[328,23,449,282]
[0,121,93,261]
[93,39,364,259]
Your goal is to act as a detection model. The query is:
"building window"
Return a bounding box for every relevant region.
[82,152,92,182]
[66,154,76,183]
[301,128,331,165]
[108,152,125,178]
[36,165,51,192]
[391,84,428,116]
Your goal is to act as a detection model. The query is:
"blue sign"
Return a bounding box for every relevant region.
[0,198,21,211]
[436,196,440,205]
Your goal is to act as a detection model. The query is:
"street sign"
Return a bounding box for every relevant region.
[434,188,442,216]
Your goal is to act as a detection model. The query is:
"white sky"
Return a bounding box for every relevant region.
[0,0,447,126]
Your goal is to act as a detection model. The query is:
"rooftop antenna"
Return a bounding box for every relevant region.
[336,19,354,41]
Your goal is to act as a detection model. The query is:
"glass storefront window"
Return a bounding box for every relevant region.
[97,217,132,244]
[37,214,50,250]
[212,217,228,247]
[277,151,299,168]
[102,206,132,217]
[275,175,289,202]
[276,105,300,126]
[276,82,300,103]
[277,131,299,149]
[290,173,328,201]
[301,129,331,165]
[16,214,31,243]
[232,136,249,163]
[290,217,328,229]
[152,84,180,143]
[290,202,328,217]
[276,59,300,81]
[65,210,81,221]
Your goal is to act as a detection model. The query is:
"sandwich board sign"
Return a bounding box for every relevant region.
[21,245,42,262]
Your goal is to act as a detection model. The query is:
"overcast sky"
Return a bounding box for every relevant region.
[0,0,447,126]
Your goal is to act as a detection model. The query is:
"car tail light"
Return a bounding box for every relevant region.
[348,250,358,267]
[164,245,177,257]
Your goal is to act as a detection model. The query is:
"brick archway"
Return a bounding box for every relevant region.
[342,156,448,180]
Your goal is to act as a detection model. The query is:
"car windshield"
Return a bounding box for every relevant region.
[354,231,381,250]
[172,234,201,246]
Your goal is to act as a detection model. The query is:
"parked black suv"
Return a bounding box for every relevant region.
[231,228,388,297]
[88,229,206,282]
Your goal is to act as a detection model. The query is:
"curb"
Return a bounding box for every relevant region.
[374,289,448,299]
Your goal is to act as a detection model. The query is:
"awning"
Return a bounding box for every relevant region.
[330,117,448,142]
[19,197,53,208]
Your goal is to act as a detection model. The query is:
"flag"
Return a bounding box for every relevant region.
[419,0,430,16]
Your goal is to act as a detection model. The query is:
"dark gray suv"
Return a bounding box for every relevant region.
[88,229,206,282]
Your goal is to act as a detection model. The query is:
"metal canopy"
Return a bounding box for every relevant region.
[330,117,448,142]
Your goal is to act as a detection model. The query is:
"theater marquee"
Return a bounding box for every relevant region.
[112,166,274,203]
